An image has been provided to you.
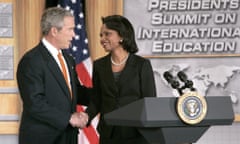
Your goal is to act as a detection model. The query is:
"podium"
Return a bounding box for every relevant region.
[104,96,234,144]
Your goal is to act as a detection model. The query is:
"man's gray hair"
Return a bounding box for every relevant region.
[41,7,73,35]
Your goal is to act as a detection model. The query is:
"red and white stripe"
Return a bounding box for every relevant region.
[76,57,99,144]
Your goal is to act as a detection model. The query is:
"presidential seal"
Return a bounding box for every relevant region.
[177,91,207,125]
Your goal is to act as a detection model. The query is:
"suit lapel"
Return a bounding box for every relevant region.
[39,43,72,100]
[97,54,136,98]
[102,55,119,96]
[117,54,135,89]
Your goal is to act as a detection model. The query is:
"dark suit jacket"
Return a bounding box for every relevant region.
[17,42,90,144]
[86,54,156,144]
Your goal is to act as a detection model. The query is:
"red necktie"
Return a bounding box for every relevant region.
[57,52,72,98]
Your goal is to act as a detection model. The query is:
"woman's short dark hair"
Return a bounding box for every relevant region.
[102,15,138,53]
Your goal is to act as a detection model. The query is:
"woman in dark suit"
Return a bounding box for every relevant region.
[85,15,157,144]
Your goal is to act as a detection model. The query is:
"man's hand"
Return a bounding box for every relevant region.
[69,112,89,128]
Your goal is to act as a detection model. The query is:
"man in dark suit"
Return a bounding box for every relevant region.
[17,7,89,144]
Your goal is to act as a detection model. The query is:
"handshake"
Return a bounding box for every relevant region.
[69,112,89,129]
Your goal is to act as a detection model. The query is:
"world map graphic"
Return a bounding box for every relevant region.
[154,64,240,114]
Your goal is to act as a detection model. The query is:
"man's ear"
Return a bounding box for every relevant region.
[50,27,58,37]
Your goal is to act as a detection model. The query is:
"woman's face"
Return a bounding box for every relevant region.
[100,24,122,52]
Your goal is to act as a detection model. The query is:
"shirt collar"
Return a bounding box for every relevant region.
[42,37,60,57]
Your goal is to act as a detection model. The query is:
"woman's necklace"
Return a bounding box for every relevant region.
[111,53,129,66]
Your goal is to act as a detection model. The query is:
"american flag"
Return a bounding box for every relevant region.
[58,0,99,144]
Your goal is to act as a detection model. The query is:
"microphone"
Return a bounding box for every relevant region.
[177,71,195,91]
[163,71,174,83]
[177,71,188,82]
[163,71,181,92]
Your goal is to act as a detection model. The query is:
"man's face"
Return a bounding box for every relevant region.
[55,16,75,49]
